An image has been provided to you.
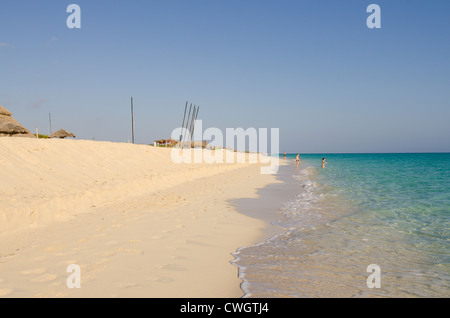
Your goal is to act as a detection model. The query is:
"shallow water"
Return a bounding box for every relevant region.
[233,153,450,298]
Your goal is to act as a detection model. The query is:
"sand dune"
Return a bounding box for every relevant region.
[0,137,281,297]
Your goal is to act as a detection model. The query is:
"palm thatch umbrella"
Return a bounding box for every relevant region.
[49,129,76,139]
[0,105,12,116]
[0,105,34,137]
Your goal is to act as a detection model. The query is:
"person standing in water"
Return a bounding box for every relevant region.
[296,153,300,168]
[322,158,327,168]
[284,152,286,159]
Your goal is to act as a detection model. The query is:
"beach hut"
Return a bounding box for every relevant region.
[191,140,208,148]
[154,138,179,147]
[0,105,34,137]
[49,129,76,139]
[174,140,209,149]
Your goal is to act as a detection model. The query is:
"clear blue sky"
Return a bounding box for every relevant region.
[1,0,449,153]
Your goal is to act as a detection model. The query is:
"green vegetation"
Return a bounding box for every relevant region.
[33,134,49,139]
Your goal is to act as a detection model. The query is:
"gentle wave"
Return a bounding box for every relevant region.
[233,154,450,298]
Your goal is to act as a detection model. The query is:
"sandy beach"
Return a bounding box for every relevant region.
[0,137,283,298]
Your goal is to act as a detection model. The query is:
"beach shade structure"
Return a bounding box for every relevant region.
[154,138,179,147]
[0,105,34,137]
[49,129,76,139]
[0,105,12,116]
[175,140,208,149]
[191,140,208,149]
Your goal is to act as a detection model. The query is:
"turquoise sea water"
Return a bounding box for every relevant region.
[234,153,450,297]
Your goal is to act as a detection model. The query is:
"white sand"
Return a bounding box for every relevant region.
[0,138,282,297]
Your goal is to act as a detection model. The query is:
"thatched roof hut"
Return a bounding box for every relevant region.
[50,129,76,139]
[0,105,34,137]
[0,105,12,116]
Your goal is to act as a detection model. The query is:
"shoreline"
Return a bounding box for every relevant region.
[0,137,284,297]
[230,160,300,243]
[230,160,301,297]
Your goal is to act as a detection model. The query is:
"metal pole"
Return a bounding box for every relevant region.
[188,105,197,144]
[49,113,51,134]
[190,106,199,142]
[183,103,193,145]
[131,97,135,144]
[180,101,188,142]
[194,106,199,141]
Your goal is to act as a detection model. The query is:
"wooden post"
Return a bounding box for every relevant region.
[49,113,52,135]
[131,97,135,144]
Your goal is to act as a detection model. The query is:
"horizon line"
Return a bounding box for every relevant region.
[279,152,450,155]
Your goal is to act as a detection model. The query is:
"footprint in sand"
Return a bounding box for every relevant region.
[30,273,58,283]
[152,276,174,283]
[88,263,106,273]
[118,283,139,290]
[184,239,213,247]
[49,281,63,287]
[127,240,142,244]
[160,263,187,271]
[115,247,144,255]
[94,258,110,266]
[91,233,107,238]
[20,268,47,275]
[0,288,12,297]
[44,246,64,253]
[57,260,78,267]
[102,250,116,257]
[170,255,187,260]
